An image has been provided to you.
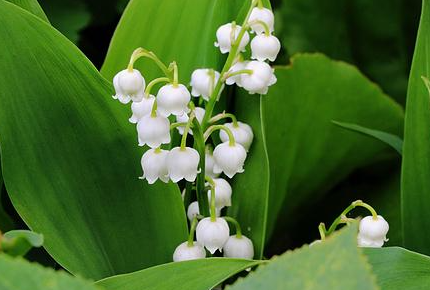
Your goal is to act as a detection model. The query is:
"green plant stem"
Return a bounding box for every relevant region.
[318,223,326,241]
[192,118,209,217]
[209,112,239,126]
[145,77,170,95]
[170,122,189,130]
[222,69,253,81]
[247,20,270,35]
[223,216,242,238]
[127,48,172,79]
[205,176,217,222]
[187,217,199,246]
[180,114,195,150]
[204,125,236,146]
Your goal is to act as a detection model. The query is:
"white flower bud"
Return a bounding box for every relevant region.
[190,69,221,101]
[167,147,200,182]
[213,142,247,178]
[139,148,169,184]
[187,201,221,221]
[215,23,250,54]
[156,84,191,117]
[357,215,389,248]
[251,34,281,62]
[248,7,275,35]
[173,241,206,262]
[129,94,155,124]
[223,235,254,259]
[226,61,248,87]
[137,114,171,148]
[196,217,229,254]
[176,107,205,135]
[207,178,232,209]
[205,150,220,178]
[113,69,145,104]
[241,61,277,95]
[219,122,254,152]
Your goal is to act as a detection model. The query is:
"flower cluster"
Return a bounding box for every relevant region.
[112,0,279,262]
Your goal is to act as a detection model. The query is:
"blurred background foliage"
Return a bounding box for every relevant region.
[0,0,421,263]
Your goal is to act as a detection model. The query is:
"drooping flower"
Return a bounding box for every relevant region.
[248,7,275,35]
[196,217,230,254]
[223,235,254,259]
[156,84,191,117]
[205,149,220,178]
[187,201,221,221]
[357,215,389,248]
[176,107,205,135]
[167,147,200,182]
[215,23,250,54]
[241,61,277,95]
[250,34,281,62]
[129,94,155,124]
[173,241,206,262]
[139,148,169,184]
[207,178,232,209]
[137,114,171,148]
[113,69,146,104]
[219,122,254,152]
[213,142,247,178]
[190,69,221,101]
[226,60,248,87]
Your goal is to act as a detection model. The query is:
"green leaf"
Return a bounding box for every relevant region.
[97,258,263,290]
[365,247,430,290]
[332,121,403,155]
[0,0,187,279]
[401,0,430,255]
[227,224,378,290]
[6,0,49,22]
[1,230,43,257]
[0,254,101,290]
[227,95,269,259]
[264,54,404,239]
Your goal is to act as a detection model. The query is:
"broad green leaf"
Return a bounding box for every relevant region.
[365,247,430,290]
[0,254,101,290]
[227,224,378,290]
[0,0,187,279]
[6,0,49,22]
[97,258,263,290]
[401,0,430,255]
[227,96,269,259]
[332,121,403,155]
[2,230,43,257]
[264,54,404,239]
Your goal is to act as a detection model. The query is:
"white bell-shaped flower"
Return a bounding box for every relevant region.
[226,61,248,87]
[357,215,389,248]
[241,61,277,95]
[205,150,220,178]
[223,235,254,259]
[248,7,275,35]
[215,23,250,54]
[113,69,145,104]
[190,69,221,101]
[196,217,230,254]
[176,107,205,135]
[213,142,247,178]
[187,201,221,221]
[139,148,169,184]
[129,94,155,124]
[137,114,171,148]
[207,178,232,209]
[173,241,206,262]
[156,84,191,117]
[251,34,281,62]
[219,122,254,152]
[167,147,200,182]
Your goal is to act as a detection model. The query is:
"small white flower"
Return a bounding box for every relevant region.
[248,7,275,35]
[173,241,206,262]
[215,23,250,54]
[167,147,200,182]
[176,107,206,135]
[137,114,171,148]
[219,122,254,152]
[113,69,145,104]
[196,217,230,254]
[251,34,281,62]
[129,94,155,124]
[187,201,221,221]
[207,178,232,209]
[226,61,248,87]
[223,235,254,259]
[205,150,220,178]
[156,84,191,117]
[357,215,389,248]
[213,142,247,178]
[139,148,169,184]
[241,61,277,95]
[190,69,221,101]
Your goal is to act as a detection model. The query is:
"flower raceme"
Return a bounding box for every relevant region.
[111,0,280,261]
